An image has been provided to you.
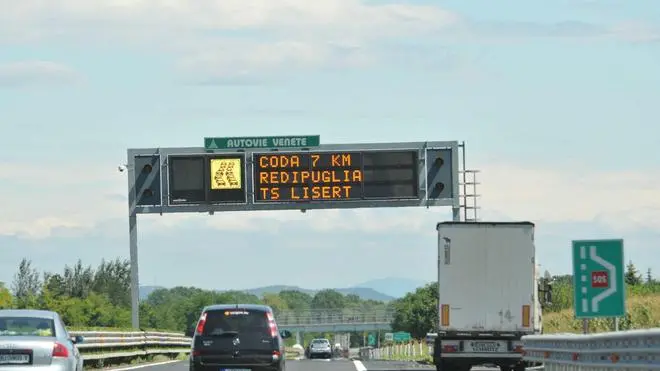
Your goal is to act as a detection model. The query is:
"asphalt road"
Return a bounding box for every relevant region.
[107,358,536,371]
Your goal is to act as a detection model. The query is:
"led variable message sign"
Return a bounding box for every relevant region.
[167,154,247,205]
[253,150,419,202]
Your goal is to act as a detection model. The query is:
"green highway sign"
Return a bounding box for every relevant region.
[393,331,411,343]
[384,332,393,342]
[367,333,376,346]
[204,135,320,150]
[572,239,625,319]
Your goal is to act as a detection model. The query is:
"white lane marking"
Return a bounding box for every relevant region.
[353,360,367,371]
[109,360,182,371]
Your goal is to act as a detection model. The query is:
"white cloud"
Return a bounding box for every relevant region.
[0,61,81,87]
[1,1,655,80]
[0,161,125,239]
[0,0,459,78]
[0,0,459,39]
[2,159,659,240]
[175,39,374,82]
[478,163,660,231]
[610,21,660,43]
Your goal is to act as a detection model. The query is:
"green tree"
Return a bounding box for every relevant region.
[221,290,261,304]
[11,258,41,308]
[311,289,345,311]
[62,260,95,299]
[139,302,159,329]
[278,290,312,312]
[625,261,643,286]
[0,282,13,309]
[9,257,396,333]
[646,268,654,284]
[92,258,131,306]
[391,282,438,339]
[43,273,67,297]
[263,293,289,314]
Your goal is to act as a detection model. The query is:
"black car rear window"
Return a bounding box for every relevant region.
[203,309,270,337]
[0,317,56,337]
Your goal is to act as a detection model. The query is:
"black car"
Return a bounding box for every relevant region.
[188,304,292,371]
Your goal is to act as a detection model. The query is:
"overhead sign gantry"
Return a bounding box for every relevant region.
[126,135,462,328]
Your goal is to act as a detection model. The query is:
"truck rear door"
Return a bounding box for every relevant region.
[438,222,535,333]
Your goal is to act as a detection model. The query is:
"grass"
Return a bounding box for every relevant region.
[543,294,660,333]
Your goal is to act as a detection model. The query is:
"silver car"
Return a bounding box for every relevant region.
[307,338,332,359]
[0,309,84,371]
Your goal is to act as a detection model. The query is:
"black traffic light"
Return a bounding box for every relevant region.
[426,148,453,200]
[134,155,161,206]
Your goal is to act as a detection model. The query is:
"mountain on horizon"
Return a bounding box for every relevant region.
[243,285,395,302]
[138,284,394,301]
[138,277,426,301]
[353,277,429,298]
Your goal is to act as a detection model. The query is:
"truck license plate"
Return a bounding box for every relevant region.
[471,341,501,352]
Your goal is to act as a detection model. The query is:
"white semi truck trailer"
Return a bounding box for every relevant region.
[432,221,551,371]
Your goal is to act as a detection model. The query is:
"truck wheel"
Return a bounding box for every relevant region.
[437,360,468,371]
[435,360,450,371]
[499,366,512,371]
[513,364,526,371]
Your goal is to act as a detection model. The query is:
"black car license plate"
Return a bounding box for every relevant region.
[0,354,31,364]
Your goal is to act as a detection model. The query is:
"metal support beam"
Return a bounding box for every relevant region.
[127,150,141,329]
[129,213,140,329]
[452,207,461,221]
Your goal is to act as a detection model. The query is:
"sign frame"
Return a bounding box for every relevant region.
[571,239,626,319]
[125,140,463,330]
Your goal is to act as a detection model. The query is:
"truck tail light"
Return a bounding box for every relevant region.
[441,304,450,326]
[522,305,530,327]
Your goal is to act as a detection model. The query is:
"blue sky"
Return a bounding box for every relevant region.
[1,0,659,292]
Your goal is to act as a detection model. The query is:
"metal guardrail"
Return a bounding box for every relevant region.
[275,309,394,326]
[522,328,660,370]
[69,329,306,364]
[359,343,432,362]
[69,330,191,363]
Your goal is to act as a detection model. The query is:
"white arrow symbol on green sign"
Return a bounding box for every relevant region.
[580,245,618,313]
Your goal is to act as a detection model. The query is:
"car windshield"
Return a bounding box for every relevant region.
[312,339,329,345]
[0,317,56,337]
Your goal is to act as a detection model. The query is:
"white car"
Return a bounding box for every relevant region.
[307,338,332,359]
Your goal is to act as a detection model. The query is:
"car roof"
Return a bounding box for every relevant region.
[203,304,273,312]
[312,338,330,341]
[0,309,58,319]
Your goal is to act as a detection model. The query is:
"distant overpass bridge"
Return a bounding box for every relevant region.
[275,308,394,333]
